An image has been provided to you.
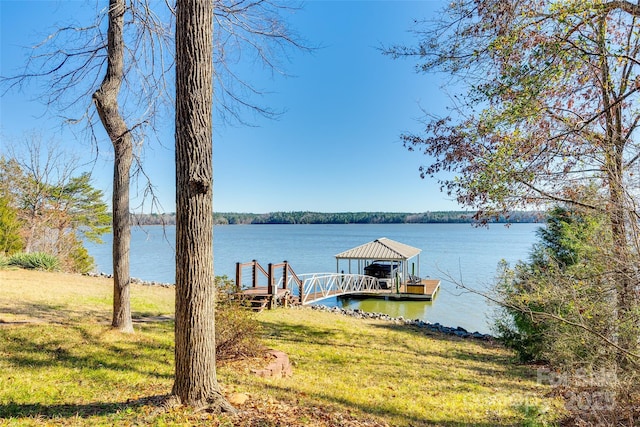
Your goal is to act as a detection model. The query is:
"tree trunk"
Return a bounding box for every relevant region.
[598,16,639,366]
[92,0,133,333]
[111,142,133,332]
[608,157,637,368]
[172,0,234,411]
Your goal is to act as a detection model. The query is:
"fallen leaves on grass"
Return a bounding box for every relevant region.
[144,393,390,427]
[223,394,389,427]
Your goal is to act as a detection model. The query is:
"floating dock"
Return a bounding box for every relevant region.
[338,278,440,302]
[239,277,440,310]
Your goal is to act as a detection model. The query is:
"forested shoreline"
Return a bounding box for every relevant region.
[131,210,543,226]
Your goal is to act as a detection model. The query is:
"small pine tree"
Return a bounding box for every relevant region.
[0,195,24,256]
[69,238,95,274]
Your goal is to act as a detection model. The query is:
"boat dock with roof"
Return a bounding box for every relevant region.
[334,237,440,299]
[235,237,440,310]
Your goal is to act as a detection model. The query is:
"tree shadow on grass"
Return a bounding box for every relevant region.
[256,318,549,425]
[259,317,512,368]
[0,322,174,380]
[0,300,111,324]
[260,319,341,344]
[0,322,175,421]
[368,322,538,380]
[0,395,169,420]
[264,382,523,427]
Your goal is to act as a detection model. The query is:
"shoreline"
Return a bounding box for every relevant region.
[307,305,494,341]
[86,271,494,341]
[85,271,174,288]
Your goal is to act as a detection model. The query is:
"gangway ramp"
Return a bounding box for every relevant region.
[298,272,381,305]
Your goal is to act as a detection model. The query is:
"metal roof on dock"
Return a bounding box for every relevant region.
[335,237,421,260]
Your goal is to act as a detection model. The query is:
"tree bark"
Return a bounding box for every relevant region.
[607,145,638,368]
[597,16,638,367]
[173,0,234,411]
[92,0,133,333]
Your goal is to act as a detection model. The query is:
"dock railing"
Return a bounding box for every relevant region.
[235,260,302,308]
[270,261,302,308]
[235,262,384,307]
[298,273,380,305]
[235,260,269,292]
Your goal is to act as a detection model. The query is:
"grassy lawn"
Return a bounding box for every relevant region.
[0,268,565,426]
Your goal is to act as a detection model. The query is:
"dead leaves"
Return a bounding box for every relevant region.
[222,394,389,427]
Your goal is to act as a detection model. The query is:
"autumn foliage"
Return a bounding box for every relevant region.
[387,1,640,424]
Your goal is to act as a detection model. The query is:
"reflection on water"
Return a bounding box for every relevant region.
[338,297,434,321]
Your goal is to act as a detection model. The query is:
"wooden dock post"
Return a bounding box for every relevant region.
[282,261,289,307]
[267,262,275,309]
[282,261,289,290]
[252,259,259,288]
[235,262,242,293]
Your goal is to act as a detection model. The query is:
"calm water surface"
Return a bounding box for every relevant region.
[85,223,539,333]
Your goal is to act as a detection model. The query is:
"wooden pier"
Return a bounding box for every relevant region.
[236,287,293,311]
[403,278,441,299]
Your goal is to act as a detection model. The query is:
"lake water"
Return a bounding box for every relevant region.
[85,223,540,334]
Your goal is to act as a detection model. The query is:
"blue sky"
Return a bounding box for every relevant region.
[1,0,460,214]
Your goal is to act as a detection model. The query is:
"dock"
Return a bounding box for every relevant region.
[236,287,293,311]
[235,260,441,310]
[234,260,300,311]
[239,278,440,310]
[236,236,441,309]
[335,278,440,302]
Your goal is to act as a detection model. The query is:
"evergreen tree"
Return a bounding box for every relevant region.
[0,195,24,255]
[0,145,110,272]
[494,206,614,367]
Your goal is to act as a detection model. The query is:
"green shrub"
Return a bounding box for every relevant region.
[492,261,549,363]
[8,252,60,271]
[0,255,9,269]
[215,275,263,361]
[492,206,614,366]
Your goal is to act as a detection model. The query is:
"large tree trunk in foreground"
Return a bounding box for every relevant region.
[173,0,234,411]
[93,0,133,333]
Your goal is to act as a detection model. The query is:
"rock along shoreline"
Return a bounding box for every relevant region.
[84,272,174,288]
[307,305,494,341]
[86,272,494,341]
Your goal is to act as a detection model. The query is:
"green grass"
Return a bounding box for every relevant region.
[0,269,566,426]
[225,308,564,426]
[0,322,175,426]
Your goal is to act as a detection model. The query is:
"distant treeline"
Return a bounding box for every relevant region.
[130,211,543,226]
